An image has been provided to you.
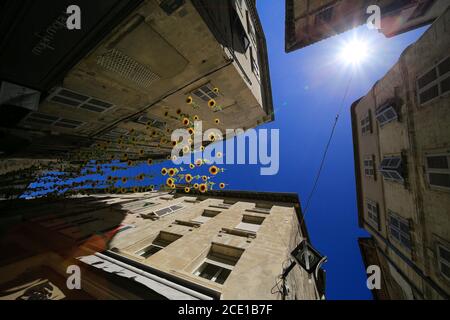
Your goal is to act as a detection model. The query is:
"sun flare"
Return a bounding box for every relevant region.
[339,39,369,65]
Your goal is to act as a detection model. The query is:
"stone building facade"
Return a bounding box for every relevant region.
[351,8,450,299]
[0,0,273,162]
[285,0,449,52]
[0,189,325,300]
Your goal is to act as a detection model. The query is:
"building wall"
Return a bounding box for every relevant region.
[0,190,323,300]
[351,8,450,299]
[285,0,449,52]
[1,0,273,161]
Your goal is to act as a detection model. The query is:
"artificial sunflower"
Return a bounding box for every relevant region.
[199,183,207,193]
[186,96,193,104]
[121,177,127,183]
[193,183,199,189]
[209,165,219,175]
[168,168,176,176]
[188,128,194,135]
[208,99,216,108]
[214,118,220,124]
[166,178,174,186]
[147,159,153,165]
[139,149,144,155]
[189,163,195,169]
[133,187,139,193]
[213,87,219,94]
[193,115,199,121]
[176,109,182,115]
[202,175,208,181]
[195,159,203,167]
[161,168,168,175]
[219,183,225,189]
[182,118,190,126]
[185,187,191,193]
[216,152,222,158]
[185,174,193,183]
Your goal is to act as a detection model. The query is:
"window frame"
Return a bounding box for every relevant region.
[436,243,450,281]
[360,110,372,135]
[388,210,412,251]
[364,155,376,179]
[366,199,380,230]
[250,46,260,81]
[194,260,233,284]
[375,103,398,127]
[380,156,404,183]
[424,153,450,191]
[416,55,450,107]
[191,83,219,102]
[21,112,85,130]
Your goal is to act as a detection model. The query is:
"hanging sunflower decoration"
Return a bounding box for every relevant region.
[121,177,127,183]
[166,178,175,187]
[182,118,190,126]
[185,187,191,193]
[199,183,207,193]
[168,168,177,176]
[147,159,153,165]
[219,183,225,189]
[213,87,219,94]
[185,174,193,183]
[189,163,195,170]
[188,128,194,135]
[209,166,219,175]
[176,109,182,115]
[214,118,220,125]
[208,99,216,108]
[202,175,208,181]
[193,183,199,189]
[216,152,222,158]
[193,115,199,121]
[186,96,193,104]
[161,168,168,175]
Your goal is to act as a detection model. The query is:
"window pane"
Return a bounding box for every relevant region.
[427,156,448,169]
[418,68,437,89]
[441,262,450,278]
[215,268,231,284]
[400,235,411,249]
[199,263,221,281]
[429,173,450,188]
[439,246,450,262]
[139,245,162,258]
[441,76,450,94]
[438,57,450,76]
[390,228,400,240]
[400,221,410,233]
[419,85,439,104]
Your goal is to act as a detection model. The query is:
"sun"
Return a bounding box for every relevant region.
[339,39,369,66]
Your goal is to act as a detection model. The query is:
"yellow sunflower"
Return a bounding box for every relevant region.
[209,166,219,175]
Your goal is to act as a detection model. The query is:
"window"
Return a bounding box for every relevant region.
[417,56,450,105]
[153,204,183,217]
[375,103,398,126]
[246,11,256,45]
[361,111,372,135]
[364,155,376,178]
[437,244,450,280]
[135,115,165,129]
[366,200,379,229]
[425,154,450,189]
[191,209,221,224]
[250,47,260,80]
[194,244,244,284]
[315,6,333,24]
[380,156,404,183]
[388,211,412,250]
[231,8,250,53]
[22,112,84,129]
[136,232,182,258]
[246,203,272,214]
[47,87,114,113]
[192,83,218,102]
[235,215,265,234]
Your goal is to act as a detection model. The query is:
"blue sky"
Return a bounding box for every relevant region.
[26,2,429,300]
